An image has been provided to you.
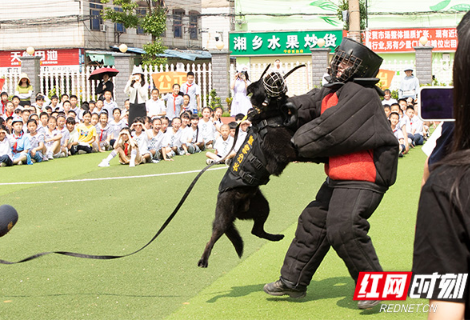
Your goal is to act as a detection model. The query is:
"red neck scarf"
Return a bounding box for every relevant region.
[173,94,178,112]
[185,83,192,93]
[12,131,23,153]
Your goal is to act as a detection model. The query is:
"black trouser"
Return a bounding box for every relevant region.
[280,180,384,289]
[69,145,78,155]
[77,145,92,154]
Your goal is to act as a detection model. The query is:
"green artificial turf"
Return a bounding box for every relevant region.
[0,148,428,319]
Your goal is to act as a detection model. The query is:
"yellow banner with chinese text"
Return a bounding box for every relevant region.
[377,69,396,89]
[151,72,187,93]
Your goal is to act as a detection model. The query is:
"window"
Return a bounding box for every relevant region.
[89,2,103,31]
[114,7,126,33]
[136,8,146,35]
[189,13,198,40]
[173,9,184,39]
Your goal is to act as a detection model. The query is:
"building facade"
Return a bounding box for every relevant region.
[231,0,468,87]
[0,0,205,71]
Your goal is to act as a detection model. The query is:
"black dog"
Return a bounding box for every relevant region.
[198,65,304,268]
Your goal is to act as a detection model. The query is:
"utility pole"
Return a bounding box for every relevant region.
[349,0,361,42]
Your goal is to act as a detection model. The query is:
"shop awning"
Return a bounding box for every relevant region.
[109,46,212,61]
[157,49,212,61]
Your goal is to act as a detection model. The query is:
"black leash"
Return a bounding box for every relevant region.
[0,121,246,265]
[0,162,219,265]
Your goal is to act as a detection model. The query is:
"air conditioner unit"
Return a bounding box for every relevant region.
[100,24,107,32]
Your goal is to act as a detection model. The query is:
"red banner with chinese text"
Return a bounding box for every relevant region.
[365,28,457,52]
[0,49,80,67]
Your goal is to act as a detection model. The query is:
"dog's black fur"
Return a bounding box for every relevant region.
[198,73,298,268]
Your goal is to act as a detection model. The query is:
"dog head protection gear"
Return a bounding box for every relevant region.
[328,38,383,83]
[258,64,306,108]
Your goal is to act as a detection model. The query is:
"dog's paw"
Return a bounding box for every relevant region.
[198,259,208,268]
[269,234,284,241]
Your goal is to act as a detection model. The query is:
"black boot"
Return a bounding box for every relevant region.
[263,277,306,298]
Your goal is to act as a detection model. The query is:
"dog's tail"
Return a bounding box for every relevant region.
[225,224,244,258]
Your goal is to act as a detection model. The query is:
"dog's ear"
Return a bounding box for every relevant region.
[284,64,306,79]
[248,79,266,108]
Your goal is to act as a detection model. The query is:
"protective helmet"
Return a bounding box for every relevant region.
[328,38,383,83]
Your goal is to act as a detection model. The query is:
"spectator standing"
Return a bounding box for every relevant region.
[413,11,470,319]
[146,88,166,118]
[162,84,184,121]
[399,67,420,99]
[270,59,285,75]
[15,73,33,106]
[230,71,252,116]
[181,72,201,114]
[102,91,118,117]
[124,67,148,125]
[95,73,114,100]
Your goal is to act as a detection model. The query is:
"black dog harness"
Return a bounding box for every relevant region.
[219,116,285,192]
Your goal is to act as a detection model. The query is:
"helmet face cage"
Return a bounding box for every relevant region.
[329,49,363,82]
[263,72,287,98]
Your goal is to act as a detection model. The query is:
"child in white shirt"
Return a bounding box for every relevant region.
[131,118,151,163]
[161,117,184,158]
[198,107,216,149]
[182,114,204,154]
[26,119,44,162]
[147,117,165,163]
[206,124,233,164]
[0,124,14,166]
[94,112,112,152]
[146,89,166,118]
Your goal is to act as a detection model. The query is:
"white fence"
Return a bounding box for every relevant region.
[432,58,453,85]
[381,58,453,91]
[0,63,213,107]
[140,63,212,108]
[0,58,453,107]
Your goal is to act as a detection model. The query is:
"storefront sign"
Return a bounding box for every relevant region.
[365,28,457,52]
[229,30,343,56]
[0,49,80,67]
[152,72,187,93]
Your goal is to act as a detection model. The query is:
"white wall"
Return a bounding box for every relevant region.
[201,7,232,50]
[0,0,83,49]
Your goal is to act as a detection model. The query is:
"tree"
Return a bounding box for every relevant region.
[336,0,367,32]
[100,0,167,66]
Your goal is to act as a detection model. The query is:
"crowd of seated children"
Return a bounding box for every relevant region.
[0,79,255,168]
[383,95,427,158]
